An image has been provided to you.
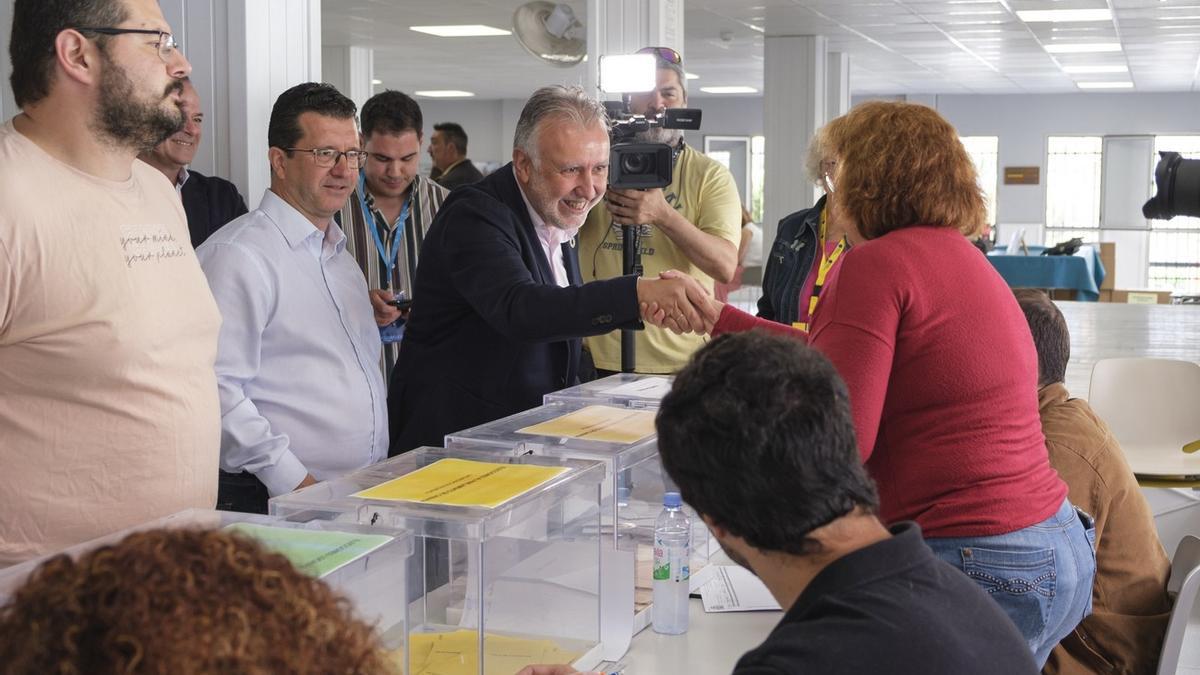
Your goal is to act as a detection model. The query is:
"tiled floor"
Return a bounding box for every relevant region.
[1058,301,1200,398]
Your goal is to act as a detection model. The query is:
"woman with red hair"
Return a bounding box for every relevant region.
[656,101,1096,667]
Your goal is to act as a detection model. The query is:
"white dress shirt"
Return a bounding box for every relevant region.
[196,190,388,496]
[518,184,578,287]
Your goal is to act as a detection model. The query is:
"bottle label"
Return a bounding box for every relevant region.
[653,540,690,582]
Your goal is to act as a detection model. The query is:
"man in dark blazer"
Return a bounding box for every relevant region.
[428,122,485,190]
[139,79,248,248]
[388,86,705,453]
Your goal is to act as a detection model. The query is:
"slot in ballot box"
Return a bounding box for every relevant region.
[0,509,413,661]
[270,447,606,674]
[544,373,675,410]
[444,402,715,630]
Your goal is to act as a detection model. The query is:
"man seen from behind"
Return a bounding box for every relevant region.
[1015,290,1173,675]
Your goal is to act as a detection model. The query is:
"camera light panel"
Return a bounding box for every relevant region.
[599,54,656,94]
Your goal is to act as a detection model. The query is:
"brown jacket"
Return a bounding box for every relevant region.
[1040,383,1173,675]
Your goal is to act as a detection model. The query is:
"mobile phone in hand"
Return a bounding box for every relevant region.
[389,297,414,311]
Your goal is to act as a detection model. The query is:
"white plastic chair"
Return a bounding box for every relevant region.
[1158,535,1200,674]
[1088,358,1200,480]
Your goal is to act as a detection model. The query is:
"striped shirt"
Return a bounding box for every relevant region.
[337,174,448,380]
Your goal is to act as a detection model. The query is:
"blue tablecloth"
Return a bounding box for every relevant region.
[986,245,1107,301]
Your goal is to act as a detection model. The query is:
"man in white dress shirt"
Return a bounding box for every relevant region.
[197,82,387,513]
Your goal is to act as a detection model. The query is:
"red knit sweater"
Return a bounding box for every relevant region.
[715,226,1067,537]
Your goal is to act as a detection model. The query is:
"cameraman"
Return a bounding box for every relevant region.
[579,46,743,375]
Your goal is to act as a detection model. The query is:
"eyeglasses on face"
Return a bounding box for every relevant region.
[283,147,369,169]
[74,27,180,62]
[636,46,682,65]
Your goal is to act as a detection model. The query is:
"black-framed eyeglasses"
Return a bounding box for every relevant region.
[636,46,682,65]
[74,27,180,62]
[283,147,369,169]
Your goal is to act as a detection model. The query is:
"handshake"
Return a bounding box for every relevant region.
[634,270,723,335]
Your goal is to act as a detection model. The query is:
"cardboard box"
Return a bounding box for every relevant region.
[1098,242,1115,290]
[1110,289,1173,304]
[1098,289,1113,302]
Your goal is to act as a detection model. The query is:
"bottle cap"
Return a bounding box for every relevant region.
[663,492,682,508]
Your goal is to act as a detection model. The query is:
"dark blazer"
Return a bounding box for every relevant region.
[388,164,640,453]
[433,159,485,191]
[181,170,249,248]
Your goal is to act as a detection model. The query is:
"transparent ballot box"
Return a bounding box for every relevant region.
[0,508,412,658]
[444,402,713,624]
[269,447,606,675]
[544,372,674,409]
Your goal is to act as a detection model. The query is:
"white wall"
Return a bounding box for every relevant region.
[416,98,509,169]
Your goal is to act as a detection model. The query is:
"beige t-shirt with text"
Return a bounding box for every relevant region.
[0,120,221,566]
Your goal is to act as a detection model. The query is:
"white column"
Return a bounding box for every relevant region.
[827,51,850,121]
[763,35,826,248]
[1,0,15,120]
[584,0,684,99]
[499,98,525,160]
[322,45,374,112]
[160,0,321,204]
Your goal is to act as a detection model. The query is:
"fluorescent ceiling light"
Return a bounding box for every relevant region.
[414,90,476,98]
[1062,65,1128,74]
[1017,9,1112,22]
[371,79,383,85]
[1044,43,1122,53]
[409,25,511,37]
[699,86,758,94]
[1077,81,1134,89]
[685,72,700,80]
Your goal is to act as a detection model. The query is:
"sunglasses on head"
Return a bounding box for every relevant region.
[636,46,682,65]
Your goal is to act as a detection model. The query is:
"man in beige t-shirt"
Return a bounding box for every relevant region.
[0,0,220,566]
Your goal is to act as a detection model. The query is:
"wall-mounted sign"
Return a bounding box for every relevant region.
[1004,166,1040,185]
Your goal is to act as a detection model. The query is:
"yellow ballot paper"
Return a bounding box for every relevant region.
[400,630,583,675]
[353,458,567,508]
[517,405,656,444]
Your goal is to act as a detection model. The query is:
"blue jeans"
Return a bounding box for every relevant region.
[925,499,1096,667]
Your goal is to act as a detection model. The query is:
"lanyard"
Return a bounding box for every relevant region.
[794,205,847,331]
[359,173,410,279]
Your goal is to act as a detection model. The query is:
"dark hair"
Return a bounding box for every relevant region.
[0,528,396,674]
[360,89,423,140]
[1013,289,1070,387]
[267,82,357,150]
[656,331,879,556]
[434,122,469,154]
[9,0,128,107]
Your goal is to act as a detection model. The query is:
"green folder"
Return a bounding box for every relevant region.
[225,522,394,579]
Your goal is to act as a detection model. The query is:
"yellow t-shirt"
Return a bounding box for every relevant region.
[579,144,742,373]
[0,120,221,566]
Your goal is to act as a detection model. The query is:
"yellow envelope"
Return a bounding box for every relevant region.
[517,405,656,444]
[353,458,567,508]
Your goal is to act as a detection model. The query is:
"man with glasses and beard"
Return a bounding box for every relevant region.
[0,0,220,566]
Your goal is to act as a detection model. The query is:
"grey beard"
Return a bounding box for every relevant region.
[634,126,683,147]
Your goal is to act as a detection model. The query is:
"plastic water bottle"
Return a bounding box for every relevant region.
[652,492,691,634]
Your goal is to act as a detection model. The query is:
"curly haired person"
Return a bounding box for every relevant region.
[0,528,397,674]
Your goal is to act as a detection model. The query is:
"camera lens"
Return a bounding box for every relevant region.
[621,152,649,175]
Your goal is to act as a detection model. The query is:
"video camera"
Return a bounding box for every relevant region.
[1143,151,1200,220]
[603,100,702,190]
